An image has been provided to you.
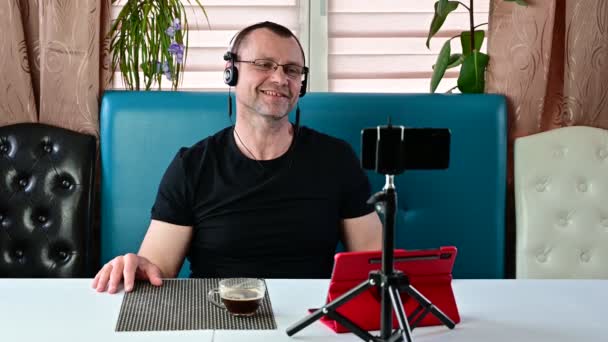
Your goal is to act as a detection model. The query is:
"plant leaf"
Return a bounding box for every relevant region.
[504,0,528,6]
[447,53,463,69]
[186,0,211,29]
[437,0,450,16]
[457,51,490,93]
[107,0,208,90]
[426,1,460,48]
[433,53,463,70]
[460,30,485,57]
[430,40,451,93]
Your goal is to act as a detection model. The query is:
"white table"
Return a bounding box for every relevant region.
[0,279,606,341]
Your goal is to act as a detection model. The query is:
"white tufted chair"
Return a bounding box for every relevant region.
[514,126,608,279]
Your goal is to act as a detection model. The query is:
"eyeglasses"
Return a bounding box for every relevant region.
[236,59,308,79]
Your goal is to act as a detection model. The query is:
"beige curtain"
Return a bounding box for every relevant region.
[0,0,112,136]
[486,0,608,276]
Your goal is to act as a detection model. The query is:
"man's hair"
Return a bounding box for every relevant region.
[229,21,306,65]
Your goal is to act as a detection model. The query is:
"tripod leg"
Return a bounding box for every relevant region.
[388,285,413,342]
[402,285,456,329]
[286,279,372,336]
[326,310,375,342]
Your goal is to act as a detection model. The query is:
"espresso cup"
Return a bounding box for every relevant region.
[207,278,266,316]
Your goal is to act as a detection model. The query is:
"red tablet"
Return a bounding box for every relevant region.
[316,246,460,333]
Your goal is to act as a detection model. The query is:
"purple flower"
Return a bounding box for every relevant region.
[176,52,184,64]
[160,61,171,81]
[166,18,181,38]
[172,18,181,30]
[165,26,175,38]
[168,42,184,56]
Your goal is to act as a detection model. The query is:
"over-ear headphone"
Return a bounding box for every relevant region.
[223,51,239,87]
[223,38,308,97]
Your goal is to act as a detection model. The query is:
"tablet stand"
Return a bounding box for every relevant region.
[286,175,456,342]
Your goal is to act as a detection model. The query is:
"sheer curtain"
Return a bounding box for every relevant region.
[0,0,112,136]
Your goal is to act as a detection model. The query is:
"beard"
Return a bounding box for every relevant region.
[252,92,294,120]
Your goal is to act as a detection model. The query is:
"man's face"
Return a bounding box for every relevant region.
[233,29,304,122]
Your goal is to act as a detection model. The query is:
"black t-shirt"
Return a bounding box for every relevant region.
[151,126,374,278]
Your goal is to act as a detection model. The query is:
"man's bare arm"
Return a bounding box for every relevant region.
[92,219,192,293]
[341,212,383,251]
[138,219,193,278]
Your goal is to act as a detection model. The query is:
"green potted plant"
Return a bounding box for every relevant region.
[427,0,527,93]
[108,0,208,90]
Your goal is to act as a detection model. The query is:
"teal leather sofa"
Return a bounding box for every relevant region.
[100,91,507,279]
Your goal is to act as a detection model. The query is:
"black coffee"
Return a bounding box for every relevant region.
[221,289,263,316]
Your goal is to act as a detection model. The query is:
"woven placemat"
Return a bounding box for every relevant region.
[115,278,277,331]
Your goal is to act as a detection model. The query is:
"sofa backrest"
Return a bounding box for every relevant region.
[100,91,507,278]
[1,123,97,277]
[515,126,608,279]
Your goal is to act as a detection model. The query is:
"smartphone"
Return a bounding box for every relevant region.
[361,126,451,172]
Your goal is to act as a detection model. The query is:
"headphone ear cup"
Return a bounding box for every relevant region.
[223,64,238,86]
[299,77,307,97]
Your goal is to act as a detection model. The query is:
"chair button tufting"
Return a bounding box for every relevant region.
[15,249,24,259]
[557,218,568,227]
[0,143,8,154]
[598,148,608,160]
[580,251,591,263]
[0,213,9,229]
[61,179,71,189]
[536,254,548,263]
[55,249,71,262]
[577,182,588,192]
[553,147,565,158]
[37,215,47,223]
[42,142,53,153]
[535,183,546,192]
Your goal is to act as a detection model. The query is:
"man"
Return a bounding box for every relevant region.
[93,21,382,294]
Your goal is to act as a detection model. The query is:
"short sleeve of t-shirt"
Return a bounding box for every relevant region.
[337,141,375,219]
[150,147,194,226]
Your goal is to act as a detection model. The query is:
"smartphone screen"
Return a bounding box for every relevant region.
[361,127,451,171]
[403,128,451,170]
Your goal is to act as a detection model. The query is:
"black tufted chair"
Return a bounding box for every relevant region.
[0,123,97,277]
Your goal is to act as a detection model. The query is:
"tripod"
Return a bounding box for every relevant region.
[286,175,456,342]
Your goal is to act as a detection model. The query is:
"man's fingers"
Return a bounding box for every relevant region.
[96,264,112,292]
[107,257,125,294]
[122,253,139,292]
[143,262,164,286]
[92,271,101,289]
[92,254,165,293]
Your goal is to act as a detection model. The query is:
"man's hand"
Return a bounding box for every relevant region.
[92,253,163,293]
